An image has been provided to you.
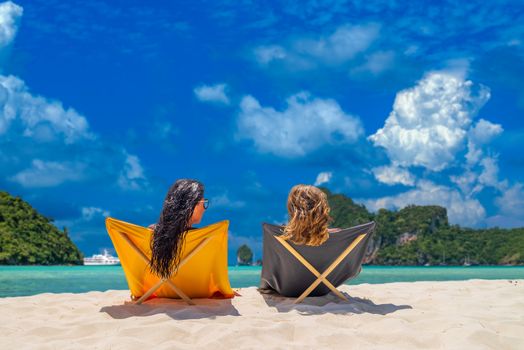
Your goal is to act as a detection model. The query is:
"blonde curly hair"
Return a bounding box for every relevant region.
[282,184,331,246]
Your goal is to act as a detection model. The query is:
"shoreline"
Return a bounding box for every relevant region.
[2,266,524,298]
[2,280,523,349]
[2,277,524,298]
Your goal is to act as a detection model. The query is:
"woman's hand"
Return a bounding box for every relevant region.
[328,228,342,233]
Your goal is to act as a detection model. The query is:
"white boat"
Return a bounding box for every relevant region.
[83,249,120,266]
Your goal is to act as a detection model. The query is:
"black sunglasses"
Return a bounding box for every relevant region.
[200,199,209,209]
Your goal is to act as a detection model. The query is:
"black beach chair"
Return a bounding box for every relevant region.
[260,221,376,303]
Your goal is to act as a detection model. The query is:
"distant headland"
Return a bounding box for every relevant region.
[322,188,524,266]
[0,191,83,265]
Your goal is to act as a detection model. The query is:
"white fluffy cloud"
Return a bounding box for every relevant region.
[486,183,524,228]
[371,165,415,186]
[495,183,524,218]
[81,206,110,221]
[314,171,332,186]
[117,153,147,191]
[0,1,22,48]
[450,156,507,197]
[237,92,363,157]
[465,119,503,165]
[449,170,480,197]
[468,119,503,145]
[364,72,518,227]
[9,159,86,188]
[0,75,93,142]
[254,23,380,67]
[0,73,147,190]
[194,83,230,104]
[254,45,286,64]
[477,156,506,190]
[351,50,395,76]
[0,3,147,191]
[449,119,505,198]
[369,72,491,171]
[295,24,380,63]
[362,180,486,227]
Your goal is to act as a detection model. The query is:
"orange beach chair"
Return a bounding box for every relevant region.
[106,217,234,304]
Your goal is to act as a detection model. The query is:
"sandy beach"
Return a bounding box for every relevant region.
[1,280,523,349]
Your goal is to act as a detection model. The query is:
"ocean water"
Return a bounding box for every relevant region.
[0,265,523,298]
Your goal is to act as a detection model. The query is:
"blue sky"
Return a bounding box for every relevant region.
[1,0,523,262]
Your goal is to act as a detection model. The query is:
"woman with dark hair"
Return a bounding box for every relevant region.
[149,179,209,279]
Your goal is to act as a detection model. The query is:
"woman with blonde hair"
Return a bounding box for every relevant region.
[282,184,338,246]
[259,184,374,298]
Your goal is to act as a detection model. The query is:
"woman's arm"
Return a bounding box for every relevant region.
[327,228,342,233]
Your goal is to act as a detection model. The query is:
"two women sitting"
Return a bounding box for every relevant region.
[149,180,334,278]
[138,179,373,300]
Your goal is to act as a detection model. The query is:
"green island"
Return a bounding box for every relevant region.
[325,188,524,266]
[1,189,523,265]
[0,191,83,265]
[237,244,254,266]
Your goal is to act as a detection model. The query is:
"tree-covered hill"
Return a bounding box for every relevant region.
[322,188,524,266]
[0,191,83,265]
[237,244,253,266]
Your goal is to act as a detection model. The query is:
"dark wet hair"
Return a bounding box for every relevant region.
[150,179,204,279]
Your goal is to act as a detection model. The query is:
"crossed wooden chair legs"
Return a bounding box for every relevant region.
[274,233,367,304]
[118,232,212,305]
[119,229,366,305]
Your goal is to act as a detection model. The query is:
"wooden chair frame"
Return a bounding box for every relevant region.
[273,232,367,304]
[118,232,213,305]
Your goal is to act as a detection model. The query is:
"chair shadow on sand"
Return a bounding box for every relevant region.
[260,290,412,316]
[100,297,240,321]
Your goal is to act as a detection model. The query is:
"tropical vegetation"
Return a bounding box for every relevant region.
[237,244,253,265]
[324,188,524,265]
[0,191,83,265]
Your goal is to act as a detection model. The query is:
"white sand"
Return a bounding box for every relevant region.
[1,280,523,349]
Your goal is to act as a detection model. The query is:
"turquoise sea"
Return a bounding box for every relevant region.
[1,265,523,298]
